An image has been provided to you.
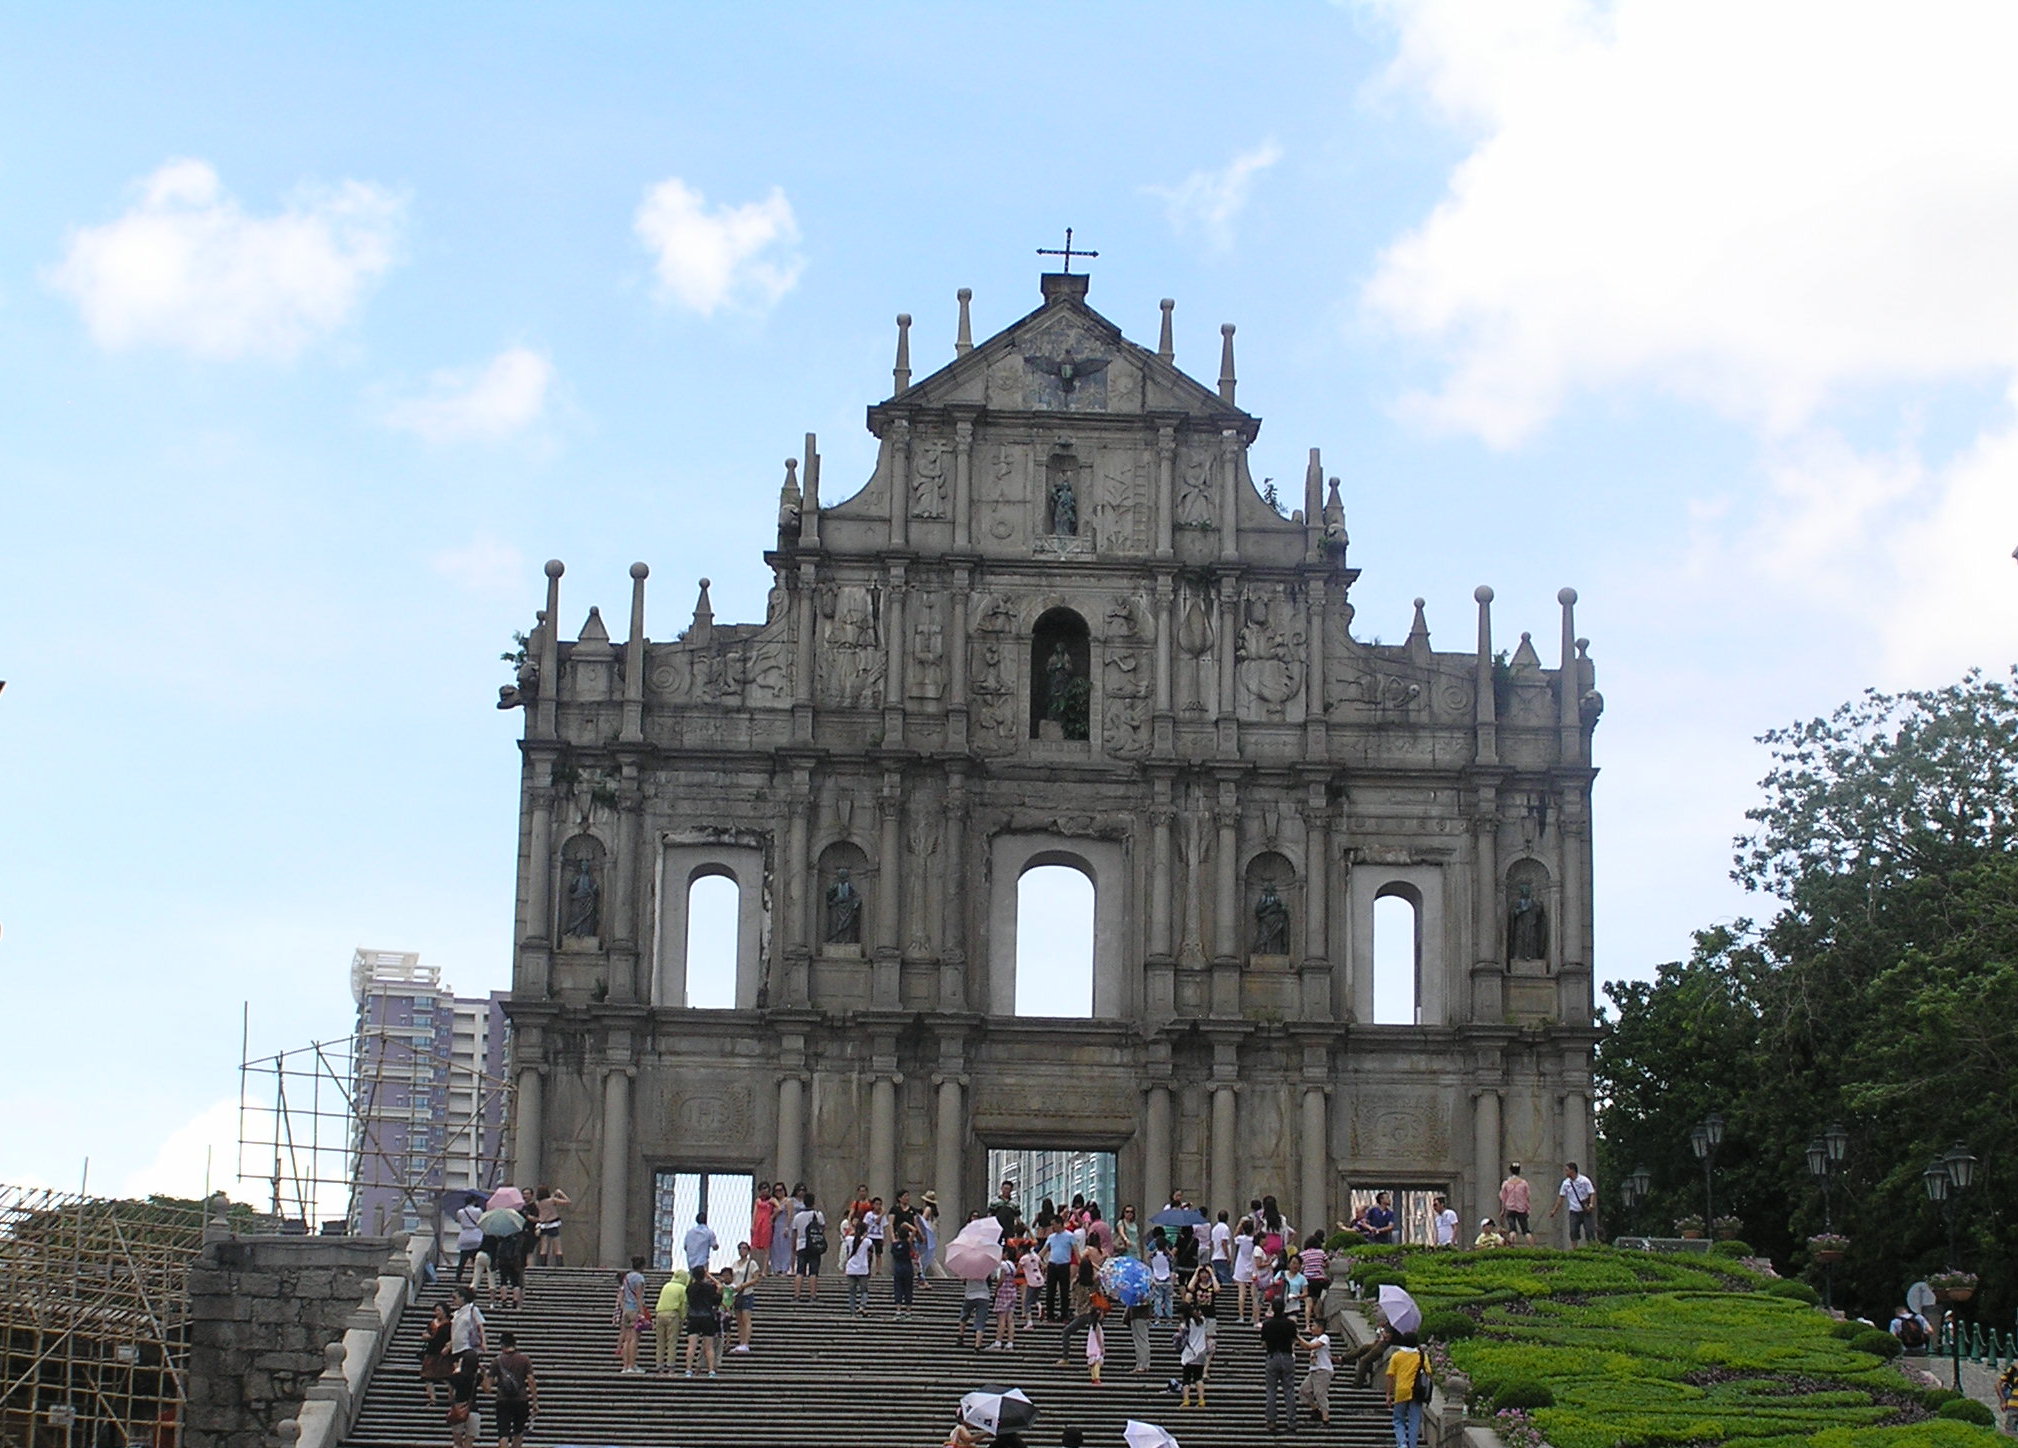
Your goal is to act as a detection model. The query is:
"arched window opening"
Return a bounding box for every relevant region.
[1030,608,1091,740]
[1372,890,1421,1025]
[685,872,740,1009]
[1015,864,1094,1018]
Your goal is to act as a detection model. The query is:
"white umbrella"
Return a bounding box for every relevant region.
[959,1387,1037,1435]
[1123,1421,1180,1448]
[944,1217,1006,1280]
[1378,1284,1422,1335]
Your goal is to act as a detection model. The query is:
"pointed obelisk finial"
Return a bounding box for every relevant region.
[1557,586,1580,752]
[1218,323,1237,404]
[1323,477,1347,559]
[1474,584,1497,764]
[955,288,973,356]
[690,577,715,646]
[799,433,821,547]
[778,457,802,545]
[621,561,649,741]
[1304,448,1323,536]
[893,313,912,394]
[1407,596,1431,655]
[1157,299,1175,364]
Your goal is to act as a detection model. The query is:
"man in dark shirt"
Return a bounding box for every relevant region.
[1260,1299,1300,1431]
[488,1331,536,1448]
[989,1180,1020,1235]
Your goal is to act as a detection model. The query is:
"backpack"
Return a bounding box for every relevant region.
[1410,1349,1434,1403]
[1897,1316,1929,1349]
[804,1212,828,1254]
[493,1354,528,1403]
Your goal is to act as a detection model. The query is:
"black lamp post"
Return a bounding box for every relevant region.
[1620,1164,1652,1237]
[1922,1143,1978,1393]
[1805,1123,1849,1308]
[1690,1112,1725,1234]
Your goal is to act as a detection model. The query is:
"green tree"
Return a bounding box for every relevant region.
[1597,668,2018,1324]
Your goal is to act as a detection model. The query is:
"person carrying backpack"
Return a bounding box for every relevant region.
[487,1332,537,1448]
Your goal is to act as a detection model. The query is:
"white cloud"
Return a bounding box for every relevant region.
[118,1097,241,1201]
[1360,0,2018,446]
[431,533,527,595]
[49,158,402,360]
[1146,141,1283,251]
[385,346,554,442]
[633,177,801,315]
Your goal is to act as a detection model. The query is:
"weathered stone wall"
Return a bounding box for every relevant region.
[183,1235,400,1448]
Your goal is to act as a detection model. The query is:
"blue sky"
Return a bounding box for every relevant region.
[3,1,2015,1197]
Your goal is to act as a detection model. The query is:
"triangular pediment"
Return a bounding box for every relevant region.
[869,276,1257,433]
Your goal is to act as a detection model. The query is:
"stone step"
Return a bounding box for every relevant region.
[345,1266,1396,1447]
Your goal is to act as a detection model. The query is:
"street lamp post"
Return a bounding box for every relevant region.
[1806,1122,1849,1309]
[1620,1164,1652,1238]
[1689,1112,1725,1234]
[1922,1143,1978,1394]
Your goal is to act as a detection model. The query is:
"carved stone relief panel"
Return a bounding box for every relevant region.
[1350,1088,1452,1163]
[675,1085,755,1144]
[910,438,949,519]
[1101,594,1152,759]
[976,442,1027,545]
[1235,585,1306,721]
[816,584,884,708]
[1175,448,1216,532]
[969,595,1019,754]
[909,593,946,703]
[1094,449,1150,555]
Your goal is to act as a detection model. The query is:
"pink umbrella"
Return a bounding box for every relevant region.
[486,1185,526,1211]
[943,1217,1006,1280]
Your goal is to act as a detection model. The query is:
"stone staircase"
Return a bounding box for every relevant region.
[345,1265,1396,1446]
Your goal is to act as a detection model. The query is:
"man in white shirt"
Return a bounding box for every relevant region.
[1548,1162,1598,1247]
[1431,1195,1459,1248]
[1209,1211,1233,1285]
[683,1212,719,1274]
[791,1191,827,1299]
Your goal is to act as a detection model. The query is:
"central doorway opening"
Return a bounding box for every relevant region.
[985,1148,1118,1226]
[1345,1185,1450,1246]
[651,1169,754,1272]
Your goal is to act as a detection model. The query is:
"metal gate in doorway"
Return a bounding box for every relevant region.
[651,1170,754,1272]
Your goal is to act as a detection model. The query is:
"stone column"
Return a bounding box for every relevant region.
[1152,571,1176,755]
[953,418,974,550]
[939,770,970,1010]
[1144,1081,1173,1217]
[1154,423,1176,558]
[875,783,903,1007]
[512,1065,544,1187]
[888,419,911,550]
[1147,784,1176,1020]
[883,566,908,746]
[1211,784,1240,1017]
[1299,786,1330,1020]
[1472,791,1503,1023]
[1473,1088,1502,1230]
[793,561,818,742]
[1218,428,1240,560]
[948,565,971,751]
[870,1074,898,1205]
[776,1074,805,1188]
[1299,1085,1328,1240]
[1211,1083,1237,1214]
[1304,574,1328,752]
[525,775,554,944]
[610,777,643,1001]
[598,1068,632,1266]
[1215,577,1238,723]
[1562,1087,1590,1175]
[934,1072,965,1233]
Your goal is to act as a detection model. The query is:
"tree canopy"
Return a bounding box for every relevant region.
[1596,667,2018,1324]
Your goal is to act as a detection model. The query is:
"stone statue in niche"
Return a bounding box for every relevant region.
[561,855,600,938]
[1253,882,1290,955]
[911,441,948,518]
[825,869,863,945]
[1507,883,1548,961]
[1048,468,1079,535]
[1044,643,1076,721]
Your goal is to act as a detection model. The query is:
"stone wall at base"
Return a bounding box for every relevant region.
[183,1235,403,1448]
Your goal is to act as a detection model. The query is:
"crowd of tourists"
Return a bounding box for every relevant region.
[417,1163,1605,1447]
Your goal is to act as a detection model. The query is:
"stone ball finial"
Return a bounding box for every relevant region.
[390,1229,411,1249]
[1576,636,1590,652]
[323,1342,347,1371]
[1161,298,1174,310]
[699,577,712,589]
[278,1421,300,1443]
[957,287,972,302]
[1558,586,1578,606]
[1413,597,1426,609]
[1474,585,1494,603]
[1220,322,1236,336]
[544,559,564,578]
[1521,631,1533,643]
[896,313,912,327]
[630,561,650,580]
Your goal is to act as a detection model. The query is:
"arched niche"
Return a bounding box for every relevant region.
[558,833,606,941]
[814,840,871,951]
[1348,866,1446,1026]
[987,834,1129,1019]
[1504,856,1554,973]
[1244,850,1298,962]
[1029,607,1091,740]
[652,846,766,1008]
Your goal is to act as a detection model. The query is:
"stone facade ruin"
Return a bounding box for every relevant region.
[501,271,1604,1263]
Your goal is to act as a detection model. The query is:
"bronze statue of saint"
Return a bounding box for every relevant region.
[1507,882,1548,960]
[1049,472,1078,535]
[1044,642,1076,722]
[561,855,600,937]
[1253,882,1290,955]
[825,868,862,945]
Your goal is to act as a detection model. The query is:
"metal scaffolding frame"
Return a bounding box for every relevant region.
[236,1019,513,1238]
[0,1183,202,1448]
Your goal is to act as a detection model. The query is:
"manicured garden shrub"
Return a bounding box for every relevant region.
[1711,1239,1754,1257]
[1918,1388,1962,1409]
[1830,1319,1867,1340]
[1935,1399,1994,1426]
[1493,1379,1556,1410]
[1764,1279,1821,1304]
[1850,1327,1902,1359]
[1351,1264,1406,1290]
[1421,1309,1477,1340]
[1325,1230,1362,1252]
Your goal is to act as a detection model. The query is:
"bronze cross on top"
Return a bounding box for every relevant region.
[1037,227,1098,274]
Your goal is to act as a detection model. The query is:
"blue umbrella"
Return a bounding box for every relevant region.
[1098,1253,1152,1307]
[1151,1205,1207,1230]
